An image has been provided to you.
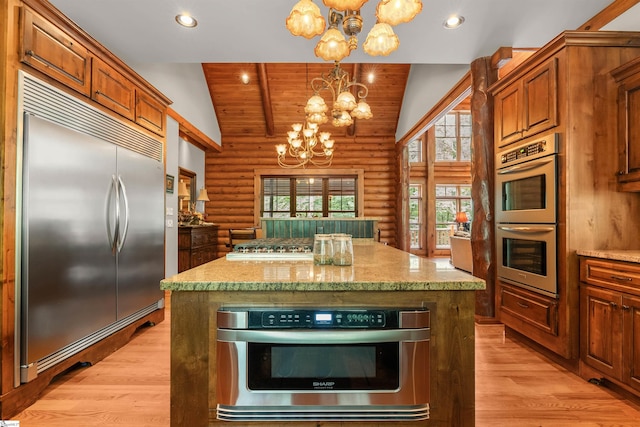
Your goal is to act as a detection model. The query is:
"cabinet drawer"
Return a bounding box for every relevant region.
[21,7,91,96]
[91,57,135,120]
[581,258,640,293]
[192,229,217,247]
[500,283,558,335]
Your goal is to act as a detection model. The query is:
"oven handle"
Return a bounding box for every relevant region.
[497,225,555,233]
[497,157,554,175]
[217,328,430,344]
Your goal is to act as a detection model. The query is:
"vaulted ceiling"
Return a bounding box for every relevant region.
[201,63,411,140]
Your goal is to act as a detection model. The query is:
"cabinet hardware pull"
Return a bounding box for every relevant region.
[623,305,630,310]
[25,50,34,56]
[610,275,632,281]
[610,302,618,308]
[517,302,529,309]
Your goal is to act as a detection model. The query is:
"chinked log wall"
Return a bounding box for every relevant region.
[205,135,397,256]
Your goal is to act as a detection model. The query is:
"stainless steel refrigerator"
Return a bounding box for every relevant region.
[18,72,165,383]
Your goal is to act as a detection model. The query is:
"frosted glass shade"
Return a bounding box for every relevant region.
[363,22,399,56]
[323,0,368,10]
[315,27,350,61]
[286,0,326,39]
[376,0,423,25]
[351,100,373,119]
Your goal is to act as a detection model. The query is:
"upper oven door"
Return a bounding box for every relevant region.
[496,153,557,224]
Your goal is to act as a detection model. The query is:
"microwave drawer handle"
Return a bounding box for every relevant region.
[217,328,430,344]
[497,225,555,233]
[497,157,553,175]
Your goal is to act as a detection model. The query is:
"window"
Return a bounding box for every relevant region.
[262,176,357,218]
[435,112,472,161]
[435,184,472,248]
[409,184,423,249]
[408,138,423,163]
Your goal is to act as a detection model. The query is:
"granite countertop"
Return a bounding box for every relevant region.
[161,241,486,292]
[576,249,640,264]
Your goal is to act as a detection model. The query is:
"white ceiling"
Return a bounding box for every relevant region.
[48,0,640,65]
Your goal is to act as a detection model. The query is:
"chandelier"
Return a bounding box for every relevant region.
[286,0,423,61]
[306,61,372,127]
[275,121,335,168]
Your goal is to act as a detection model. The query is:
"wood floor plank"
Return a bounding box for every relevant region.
[11,297,640,426]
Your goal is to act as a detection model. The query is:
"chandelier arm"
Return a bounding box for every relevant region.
[349,82,369,99]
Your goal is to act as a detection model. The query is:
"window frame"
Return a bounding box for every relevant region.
[254,169,365,226]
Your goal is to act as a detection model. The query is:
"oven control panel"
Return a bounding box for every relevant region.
[497,133,559,167]
[250,309,396,329]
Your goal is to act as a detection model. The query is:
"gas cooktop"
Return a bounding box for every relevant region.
[226,238,314,261]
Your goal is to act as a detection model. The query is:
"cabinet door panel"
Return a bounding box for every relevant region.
[91,58,135,120]
[21,8,91,95]
[582,286,623,380]
[136,90,166,135]
[523,59,558,137]
[495,82,522,147]
[623,294,640,392]
[627,85,640,175]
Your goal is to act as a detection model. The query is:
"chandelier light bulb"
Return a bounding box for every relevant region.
[276,144,288,155]
[292,123,303,132]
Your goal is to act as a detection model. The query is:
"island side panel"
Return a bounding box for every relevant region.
[170,291,210,427]
[167,289,476,427]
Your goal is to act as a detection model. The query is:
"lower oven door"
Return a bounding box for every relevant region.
[497,223,557,297]
[216,328,430,422]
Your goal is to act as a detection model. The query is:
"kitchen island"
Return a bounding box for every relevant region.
[161,241,485,426]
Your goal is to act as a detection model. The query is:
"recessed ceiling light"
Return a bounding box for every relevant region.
[241,73,250,85]
[367,72,375,84]
[175,14,197,28]
[443,15,465,29]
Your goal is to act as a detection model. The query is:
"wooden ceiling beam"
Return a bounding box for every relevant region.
[257,63,275,137]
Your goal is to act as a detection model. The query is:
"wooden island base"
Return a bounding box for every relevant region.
[170,289,476,427]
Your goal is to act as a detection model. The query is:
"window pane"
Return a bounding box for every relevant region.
[262,176,357,218]
[408,139,422,163]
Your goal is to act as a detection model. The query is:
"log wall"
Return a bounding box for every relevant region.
[205,135,397,255]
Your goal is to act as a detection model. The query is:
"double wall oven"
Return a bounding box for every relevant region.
[495,133,559,297]
[216,307,430,422]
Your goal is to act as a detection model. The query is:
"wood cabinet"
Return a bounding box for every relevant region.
[494,58,558,147]
[490,32,640,360]
[612,56,640,192]
[91,57,135,120]
[19,2,170,136]
[20,7,92,96]
[178,226,219,273]
[580,257,640,396]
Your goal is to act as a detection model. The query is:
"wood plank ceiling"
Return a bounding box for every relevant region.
[202,63,411,142]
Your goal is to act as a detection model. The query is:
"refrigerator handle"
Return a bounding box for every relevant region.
[107,175,119,254]
[116,175,130,253]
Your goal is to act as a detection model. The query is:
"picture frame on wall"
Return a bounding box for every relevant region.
[166,174,175,193]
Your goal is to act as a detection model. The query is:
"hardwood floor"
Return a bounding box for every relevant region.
[11,293,640,426]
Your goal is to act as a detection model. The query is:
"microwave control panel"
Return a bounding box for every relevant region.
[253,309,391,329]
[498,133,559,167]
